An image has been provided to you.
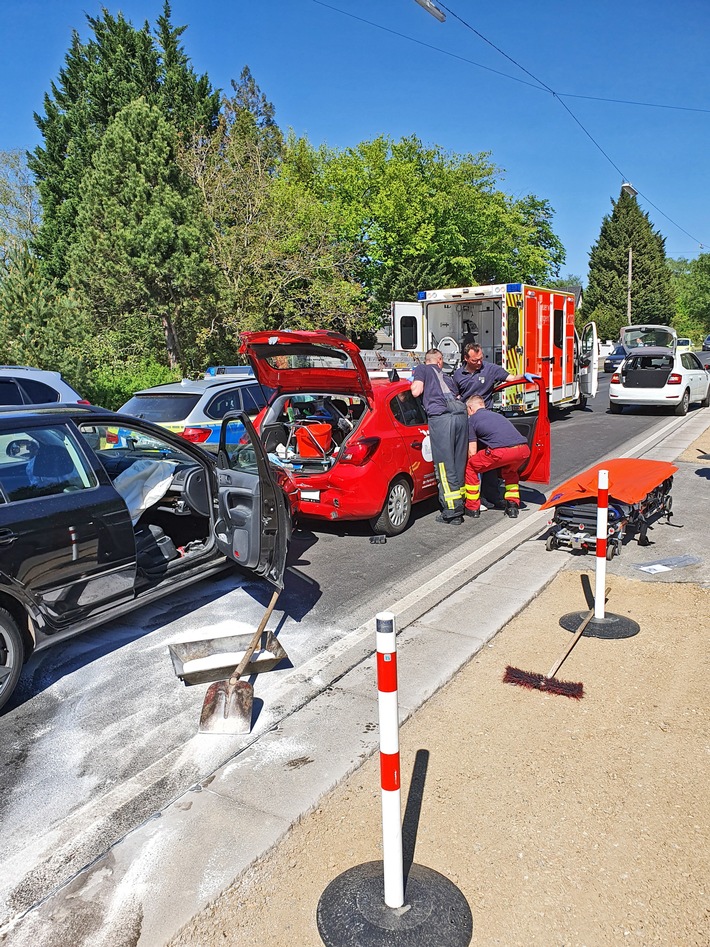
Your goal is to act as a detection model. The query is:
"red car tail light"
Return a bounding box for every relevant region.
[339,436,380,466]
[78,399,91,405]
[179,427,212,443]
[611,373,620,384]
[105,428,119,444]
[667,373,682,385]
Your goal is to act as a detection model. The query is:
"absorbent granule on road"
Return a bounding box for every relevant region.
[168,571,709,947]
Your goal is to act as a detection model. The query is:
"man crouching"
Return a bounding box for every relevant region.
[464,395,530,519]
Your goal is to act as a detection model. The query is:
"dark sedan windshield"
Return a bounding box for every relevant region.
[119,394,200,422]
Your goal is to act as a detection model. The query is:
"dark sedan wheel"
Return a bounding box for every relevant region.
[674,389,690,416]
[371,476,412,536]
[0,608,25,713]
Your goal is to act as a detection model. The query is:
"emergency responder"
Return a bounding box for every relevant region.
[464,395,530,519]
[411,348,467,525]
[453,343,538,508]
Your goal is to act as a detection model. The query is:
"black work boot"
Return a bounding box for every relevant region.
[504,501,519,518]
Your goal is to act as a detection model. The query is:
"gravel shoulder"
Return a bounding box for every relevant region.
[170,565,709,947]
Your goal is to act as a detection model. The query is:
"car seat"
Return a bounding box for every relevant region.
[28,444,77,487]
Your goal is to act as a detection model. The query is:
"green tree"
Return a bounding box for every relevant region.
[546,273,583,290]
[0,150,41,264]
[29,2,219,282]
[293,135,565,328]
[67,98,216,371]
[669,254,710,342]
[0,248,89,386]
[181,75,364,360]
[585,188,674,341]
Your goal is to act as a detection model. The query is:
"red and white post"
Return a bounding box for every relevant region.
[595,469,609,619]
[376,611,404,909]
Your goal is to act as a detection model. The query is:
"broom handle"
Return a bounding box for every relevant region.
[229,588,281,685]
[546,586,610,679]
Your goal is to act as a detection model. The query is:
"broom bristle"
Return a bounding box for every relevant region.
[503,665,584,700]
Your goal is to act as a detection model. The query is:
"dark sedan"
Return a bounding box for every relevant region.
[603,344,631,373]
[0,404,290,712]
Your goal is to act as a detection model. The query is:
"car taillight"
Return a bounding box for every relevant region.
[667,373,682,385]
[78,399,91,405]
[611,373,620,384]
[105,428,119,444]
[179,427,212,443]
[339,436,380,466]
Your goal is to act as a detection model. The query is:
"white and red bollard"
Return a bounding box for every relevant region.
[316,611,474,946]
[594,469,609,619]
[375,611,404,909]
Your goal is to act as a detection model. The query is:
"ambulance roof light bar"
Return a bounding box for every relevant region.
[418,285,506,301]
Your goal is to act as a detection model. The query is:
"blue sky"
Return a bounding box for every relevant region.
[2,0,708,282]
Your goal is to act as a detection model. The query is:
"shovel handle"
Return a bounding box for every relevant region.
[229,588,281,685]
[546,586,610,679]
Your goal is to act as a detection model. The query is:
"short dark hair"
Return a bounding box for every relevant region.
[464,342,483,358]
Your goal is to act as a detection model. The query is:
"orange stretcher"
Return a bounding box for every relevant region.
[541,458,678,558]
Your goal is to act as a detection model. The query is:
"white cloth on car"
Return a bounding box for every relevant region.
[113,459,176,525]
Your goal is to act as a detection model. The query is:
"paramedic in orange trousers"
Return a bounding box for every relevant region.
[464,395,530,519]
[453,343,537,509]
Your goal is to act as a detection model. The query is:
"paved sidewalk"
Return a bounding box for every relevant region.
[4,409,709,947]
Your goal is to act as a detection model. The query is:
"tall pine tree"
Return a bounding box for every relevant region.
[585,188,674,340]
[29,2,219,282]
[67,98,216,371]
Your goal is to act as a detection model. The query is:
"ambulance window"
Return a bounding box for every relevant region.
[400,317,418,350]
[553,309,564,349]
[508,307,520,348]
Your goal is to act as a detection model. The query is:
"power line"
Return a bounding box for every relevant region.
[437,1,708,247]
[308,0,708,248]
[309,0,543,90]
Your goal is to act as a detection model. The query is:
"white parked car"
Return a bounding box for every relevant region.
[0,366,87,407]
[609,348,710,416]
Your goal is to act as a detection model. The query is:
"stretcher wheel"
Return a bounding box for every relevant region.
[606,544,616,560]
[545,535,557,552]
[664,495,673,514]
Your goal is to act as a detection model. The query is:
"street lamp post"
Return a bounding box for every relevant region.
[621,183,638,325]
[627,247,632,325]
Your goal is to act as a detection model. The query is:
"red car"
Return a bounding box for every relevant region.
[241,330,550,535]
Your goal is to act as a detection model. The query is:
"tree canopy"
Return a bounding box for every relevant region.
[29,2,219,282]
[585,188,674,341]
[68,98,216,371]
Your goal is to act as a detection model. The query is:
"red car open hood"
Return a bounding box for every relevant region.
[239,330,374,401]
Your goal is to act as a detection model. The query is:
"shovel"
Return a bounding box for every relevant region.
[199,588,281,735]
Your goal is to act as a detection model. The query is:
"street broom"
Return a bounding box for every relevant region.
[503,587,609,700]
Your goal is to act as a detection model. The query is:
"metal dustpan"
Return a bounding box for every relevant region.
[169,629,287,687]
[197,588,281,735]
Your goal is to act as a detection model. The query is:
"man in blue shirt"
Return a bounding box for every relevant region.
[464,395,530,519]
[453,343,536,508]
[411,348,467,525]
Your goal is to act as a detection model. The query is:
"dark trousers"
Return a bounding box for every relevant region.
[428,409,468,520]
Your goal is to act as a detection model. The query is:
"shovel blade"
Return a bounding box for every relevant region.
[199,679,254,734]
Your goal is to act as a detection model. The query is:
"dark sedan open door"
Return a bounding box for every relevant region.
[216,411,289,589]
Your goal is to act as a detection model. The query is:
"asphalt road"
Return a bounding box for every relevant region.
[0,375,703,932]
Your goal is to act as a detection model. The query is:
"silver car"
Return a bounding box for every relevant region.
[119,375,273,449]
